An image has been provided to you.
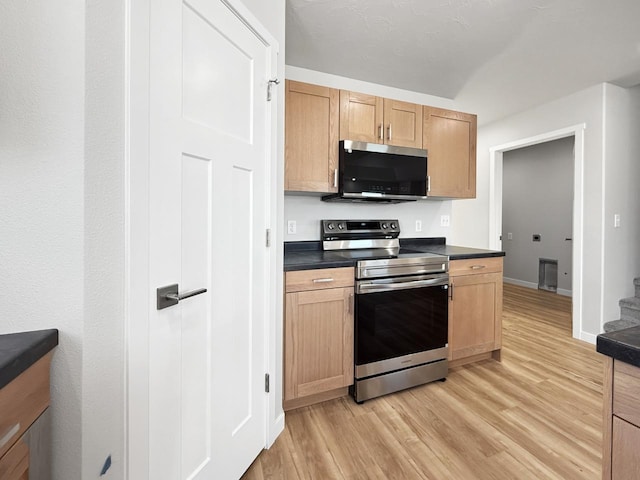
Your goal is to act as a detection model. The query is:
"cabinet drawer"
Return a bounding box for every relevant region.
[449,257,503,276]
[0,353,51,459]
[613,360,640,428]
[286,267,354,293]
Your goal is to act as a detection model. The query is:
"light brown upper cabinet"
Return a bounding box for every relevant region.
[285,80,339,192]
[340,91,423,148]
[423,107,477,198]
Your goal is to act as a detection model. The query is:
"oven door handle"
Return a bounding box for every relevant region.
[357,276,449,293]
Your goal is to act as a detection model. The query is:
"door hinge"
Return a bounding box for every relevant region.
[266,228,271,247]
[264,373,270,393]
[267,78,280,102]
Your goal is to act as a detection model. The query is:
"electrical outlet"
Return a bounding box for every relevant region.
[440,215,450,227]
[614,213,621,228]
[415,220,422,232]
[287,220,296,234]
[507,232,513,240]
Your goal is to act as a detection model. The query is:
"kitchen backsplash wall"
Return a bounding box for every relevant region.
[284,194,453,241]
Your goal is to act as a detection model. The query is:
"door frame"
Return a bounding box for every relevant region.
[488,123,586,341]
[125,0,282,477]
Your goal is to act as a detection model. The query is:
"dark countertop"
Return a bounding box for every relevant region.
[284,238,505,272]
[0,329,59,390]
[597,326,640,369]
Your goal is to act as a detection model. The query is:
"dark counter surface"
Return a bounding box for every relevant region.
[597,326,640,369]
[399,238,506,261]
[0,329,59,390]
[284,238,505,272]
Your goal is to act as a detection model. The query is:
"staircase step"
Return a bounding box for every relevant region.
[635,277,640,298]
[604,318,640,333]
[620,296,640,322]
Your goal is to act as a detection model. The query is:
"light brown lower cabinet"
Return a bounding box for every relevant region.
[0,353,53,480]
[0,438,29,480]
[448,257,503,367]
[284,267,354,411]
[603,357,640,479]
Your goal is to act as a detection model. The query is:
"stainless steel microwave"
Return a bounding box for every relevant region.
[321,140,428,203]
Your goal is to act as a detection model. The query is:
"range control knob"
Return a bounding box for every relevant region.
[327,223,335,230]
[382,223,388,229]
[390,222,397,229]
[338,223,344,230]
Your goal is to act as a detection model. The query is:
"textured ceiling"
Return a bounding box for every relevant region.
[286,0,640,124]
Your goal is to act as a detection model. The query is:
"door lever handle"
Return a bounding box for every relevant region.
[157,284,207,310]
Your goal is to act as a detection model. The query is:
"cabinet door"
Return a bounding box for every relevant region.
[449,272,502,360]
[423,107,477,198]
[285,80,339,192]
[383,99,422,148]
[612,416,640,479]
[284,287,354,402]
[339,90,383,143]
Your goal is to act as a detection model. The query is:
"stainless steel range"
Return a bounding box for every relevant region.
[322,220,450,403]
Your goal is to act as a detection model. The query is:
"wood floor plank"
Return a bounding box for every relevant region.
[242,283,603,479]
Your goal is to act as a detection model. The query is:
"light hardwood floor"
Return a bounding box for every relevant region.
[243,283,603,479]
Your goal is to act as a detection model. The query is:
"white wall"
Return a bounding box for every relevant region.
[284,67,456,242]
[452,82,640,338]
[602,84,640,323]
[285,195,452,241]
[502,137,574,293]
[0,2,85,479]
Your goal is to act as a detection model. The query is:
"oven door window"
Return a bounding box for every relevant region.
[355,284,448,366]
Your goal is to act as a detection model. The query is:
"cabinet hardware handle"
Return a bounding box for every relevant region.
[333,168,338,188]
[348,293,354,314]
[470,265,486,270]
[378,124,383,140]
[312,278,334,283]
[387,124,392,141]
[427,175,431,193]
[449,284,454,300]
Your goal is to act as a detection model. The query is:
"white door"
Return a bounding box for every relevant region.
[146,0,274,478]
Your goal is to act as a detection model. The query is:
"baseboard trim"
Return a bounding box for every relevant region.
[503,277,572,297]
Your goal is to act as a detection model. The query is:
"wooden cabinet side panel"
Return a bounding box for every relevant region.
[0,437,29,480]
[612,416,640,479]
[613,360,640,427]
[285,80,338,192]
[383,99,423,148]
[340,90,383,143]
[423,107,477,198]
[603,356,614,480]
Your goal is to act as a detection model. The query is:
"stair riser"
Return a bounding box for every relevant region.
[621,306,640,322]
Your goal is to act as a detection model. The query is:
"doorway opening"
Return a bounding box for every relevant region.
[489,124,586,341]
[501,136,574,300]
